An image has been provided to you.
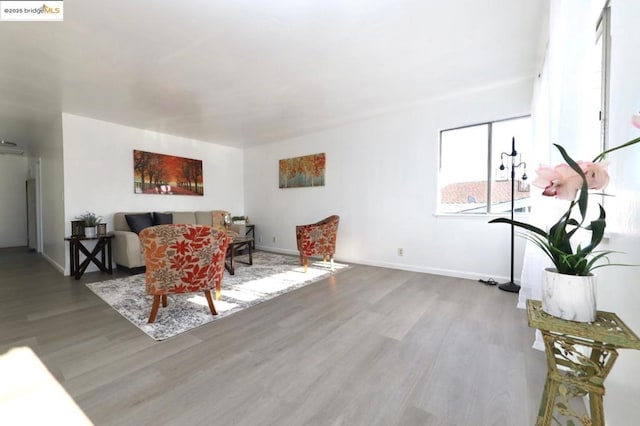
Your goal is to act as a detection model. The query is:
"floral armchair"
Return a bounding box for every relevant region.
[139,224,231,323]
[295,215,340,272]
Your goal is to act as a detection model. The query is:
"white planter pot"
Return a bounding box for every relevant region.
[84,226,97,238]
[541,268,597,322]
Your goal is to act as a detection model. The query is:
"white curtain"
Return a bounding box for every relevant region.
[518,0,601,349]
[517,55,552,311]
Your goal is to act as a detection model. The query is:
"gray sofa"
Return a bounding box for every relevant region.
[113,211,242,269]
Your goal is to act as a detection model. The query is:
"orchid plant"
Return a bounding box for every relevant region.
[490,136,640,276]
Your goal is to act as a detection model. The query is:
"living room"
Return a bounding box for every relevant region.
[1,1,639,424]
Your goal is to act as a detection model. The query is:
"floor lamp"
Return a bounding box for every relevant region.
[498,137,527,293]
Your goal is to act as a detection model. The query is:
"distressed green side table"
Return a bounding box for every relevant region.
[526,299,640,426]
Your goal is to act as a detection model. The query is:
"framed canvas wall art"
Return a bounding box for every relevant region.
[279,153,325,188]
[133,150,204,196]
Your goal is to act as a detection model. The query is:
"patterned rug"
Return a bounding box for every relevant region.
[86,251,348,341]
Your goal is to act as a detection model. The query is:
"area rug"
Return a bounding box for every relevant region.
[86,251,348,341]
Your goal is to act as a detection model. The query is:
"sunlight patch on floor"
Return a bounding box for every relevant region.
[187,295,239,312]
[222,289,261,302]
[237,268,326,293]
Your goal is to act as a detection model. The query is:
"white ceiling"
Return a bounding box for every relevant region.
[0,0,549,150]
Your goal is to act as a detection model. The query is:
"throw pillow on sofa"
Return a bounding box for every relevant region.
[125,213,154,234]
[153,212,173,225]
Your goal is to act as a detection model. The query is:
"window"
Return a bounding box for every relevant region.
[438,116,532,214]
[595,4,610,152]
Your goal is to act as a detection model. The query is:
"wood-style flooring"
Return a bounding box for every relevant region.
[0,247,547,425]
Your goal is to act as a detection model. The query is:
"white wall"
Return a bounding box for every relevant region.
[29,114,65,270]
[593,1,640,424]
[0,155,28,247]
[61,113,244,274]
[244,79,533,281]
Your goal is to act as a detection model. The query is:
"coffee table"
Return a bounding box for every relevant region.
[225,237,253,275]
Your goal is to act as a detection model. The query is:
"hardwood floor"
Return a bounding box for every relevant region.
[0,247,547,425]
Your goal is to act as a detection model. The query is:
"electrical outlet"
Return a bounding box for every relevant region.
[272,236,277,243]
[259,235,263,243]
[398,248,403,256]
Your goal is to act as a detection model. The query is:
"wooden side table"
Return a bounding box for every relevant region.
[245,224,255,248]
[65,235,114,280]
[224,237,253,277]
[526,300,640,426]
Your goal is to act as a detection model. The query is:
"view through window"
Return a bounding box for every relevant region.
[438,116,532,214]
[595,4,610,152]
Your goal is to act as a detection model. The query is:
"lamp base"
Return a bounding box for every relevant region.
[498,282,521,293]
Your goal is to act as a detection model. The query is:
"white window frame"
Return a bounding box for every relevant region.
[437,115,531,215]
[596,2,611,153]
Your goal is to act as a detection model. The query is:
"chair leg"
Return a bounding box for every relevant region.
[330,257,334,271]
[205,290,218,315]
[161,294,168,307]
[148,295,161,323]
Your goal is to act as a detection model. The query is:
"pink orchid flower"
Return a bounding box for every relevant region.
[577,160,609,190]
[531,164,581,200]
[632,114,640,129]
[532,160,609,201]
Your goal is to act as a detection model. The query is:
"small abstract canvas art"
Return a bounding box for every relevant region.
[279,153,326,188]
[133,150,204,196]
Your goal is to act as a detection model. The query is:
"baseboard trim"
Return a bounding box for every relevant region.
[340,257,511,283]
[254,245,299,257]
[42,252,65,275]
[253,246,513,284]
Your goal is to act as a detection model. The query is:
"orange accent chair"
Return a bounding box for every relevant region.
[295,215,340,272]
[139,224,231,323]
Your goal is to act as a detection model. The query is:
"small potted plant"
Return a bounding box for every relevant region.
[232,215,248,224]
[76,212,102,238]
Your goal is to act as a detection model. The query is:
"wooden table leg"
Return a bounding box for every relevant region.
[68,239,77,276]
[74,240,83,279]
[101,240,106,272]
[225,245,235,275]
[106,237,113,274]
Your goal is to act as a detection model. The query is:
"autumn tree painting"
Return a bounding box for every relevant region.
[279,153,325,188]
[133,150,204,196]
